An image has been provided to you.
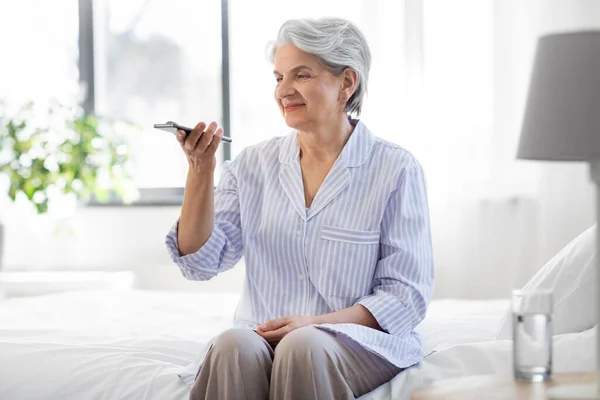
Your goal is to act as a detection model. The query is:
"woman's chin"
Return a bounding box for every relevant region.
[283,115,307,130]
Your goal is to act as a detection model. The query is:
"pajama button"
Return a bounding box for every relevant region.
[297,273,305,280]
[295,230,302,236]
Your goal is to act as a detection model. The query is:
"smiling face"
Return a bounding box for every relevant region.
[273,44,346,132]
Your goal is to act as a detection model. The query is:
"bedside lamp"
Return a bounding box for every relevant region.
[517,30,600,399]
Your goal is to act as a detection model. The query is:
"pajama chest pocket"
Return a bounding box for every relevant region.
[318,225,381,300]
[320,225,381,245]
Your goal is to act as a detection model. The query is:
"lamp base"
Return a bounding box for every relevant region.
[546,384,600,399]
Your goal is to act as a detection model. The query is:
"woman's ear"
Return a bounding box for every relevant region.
[340,68,359,102]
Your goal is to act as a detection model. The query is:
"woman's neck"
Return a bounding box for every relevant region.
[298,115,355,162]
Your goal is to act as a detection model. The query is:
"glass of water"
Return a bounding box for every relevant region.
[512,289,553,382]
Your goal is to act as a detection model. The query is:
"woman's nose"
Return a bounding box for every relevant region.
[276,78,295,99]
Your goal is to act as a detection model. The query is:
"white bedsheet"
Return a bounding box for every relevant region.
[0,290,237,400]
[0,290,592,400]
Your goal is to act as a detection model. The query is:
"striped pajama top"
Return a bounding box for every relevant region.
[165,119,435,386]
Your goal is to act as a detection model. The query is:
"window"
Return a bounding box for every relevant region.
[0,1,79,107]
[90,0,225,195]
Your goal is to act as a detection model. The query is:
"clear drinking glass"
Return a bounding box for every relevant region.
[512,289,553,382]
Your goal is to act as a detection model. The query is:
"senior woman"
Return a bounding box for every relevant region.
[166,17,434,400]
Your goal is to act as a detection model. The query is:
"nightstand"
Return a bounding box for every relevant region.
[0,270,135,298]
[411,372,595,400]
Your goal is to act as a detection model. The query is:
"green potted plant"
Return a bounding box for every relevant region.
[0,100,138,268]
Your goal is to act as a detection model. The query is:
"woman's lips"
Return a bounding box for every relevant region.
[284,104,304,112]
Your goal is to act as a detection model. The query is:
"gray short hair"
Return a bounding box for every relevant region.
[267,18,372,116]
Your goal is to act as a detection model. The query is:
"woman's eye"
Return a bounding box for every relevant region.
[275,77,282,83]
[297,74,309,79]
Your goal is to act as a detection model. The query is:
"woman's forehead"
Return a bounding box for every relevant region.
[273,44,321,72]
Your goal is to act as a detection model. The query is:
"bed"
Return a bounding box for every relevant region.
[1,288,592,400]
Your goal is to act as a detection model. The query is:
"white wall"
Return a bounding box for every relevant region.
[537,164,596,267]
[0,195,245,292]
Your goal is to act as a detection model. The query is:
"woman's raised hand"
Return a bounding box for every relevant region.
[175,121,224,174]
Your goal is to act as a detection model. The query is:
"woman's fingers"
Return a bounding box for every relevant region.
[196,121,218,151]
[206,127,223,154]
[257,325,291,342]
[176,121,223,174]
[183,122,207,151]
[258,317,287,332]
[175,130,186,146]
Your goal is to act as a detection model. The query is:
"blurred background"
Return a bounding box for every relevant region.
[0,0,596,298]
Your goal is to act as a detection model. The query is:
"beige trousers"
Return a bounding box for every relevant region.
[189,326,402,400]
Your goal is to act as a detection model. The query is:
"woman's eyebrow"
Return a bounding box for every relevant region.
[273,65,314,75]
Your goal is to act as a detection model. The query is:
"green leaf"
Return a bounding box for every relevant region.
[8,182,18,201]
[36,200,48,214]
[23,180,36,200]
[13,137,33,153]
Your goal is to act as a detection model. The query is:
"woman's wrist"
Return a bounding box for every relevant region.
[310,305,381,330]
[186,169,214,189]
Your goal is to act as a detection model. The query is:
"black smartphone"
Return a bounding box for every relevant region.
[154,122,232,143]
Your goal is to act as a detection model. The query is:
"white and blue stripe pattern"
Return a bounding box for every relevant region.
[166,120,434,385]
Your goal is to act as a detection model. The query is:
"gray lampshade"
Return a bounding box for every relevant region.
[518,31,600,162]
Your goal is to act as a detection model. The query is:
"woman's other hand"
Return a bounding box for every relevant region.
[256,315,316,343]
[175,121,224,174]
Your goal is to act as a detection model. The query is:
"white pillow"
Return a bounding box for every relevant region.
[496,223,597,339]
